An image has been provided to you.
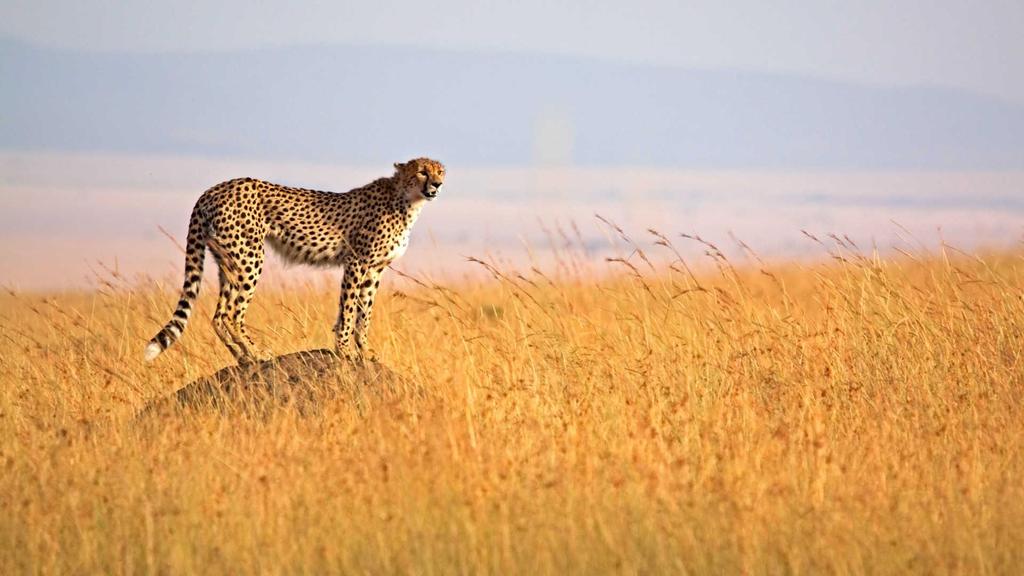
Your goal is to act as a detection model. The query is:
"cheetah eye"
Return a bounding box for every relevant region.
[417,170,427,177]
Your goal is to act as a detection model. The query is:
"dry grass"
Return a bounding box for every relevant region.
[2,229,1024,575]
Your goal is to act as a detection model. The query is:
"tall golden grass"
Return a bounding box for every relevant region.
[2,228,1023,574]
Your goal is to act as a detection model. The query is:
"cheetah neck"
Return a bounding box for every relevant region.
[389,179,427,222]
[402,198,426,230]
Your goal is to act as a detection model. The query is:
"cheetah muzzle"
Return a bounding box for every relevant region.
[144,157,446,365]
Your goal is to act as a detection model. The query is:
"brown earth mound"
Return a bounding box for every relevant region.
[138,349,406,418]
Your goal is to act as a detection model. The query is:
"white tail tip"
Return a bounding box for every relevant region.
[144,342,162,362]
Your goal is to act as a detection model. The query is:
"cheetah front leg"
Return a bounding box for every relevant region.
[334,262,367,362]
[353,265,386,362]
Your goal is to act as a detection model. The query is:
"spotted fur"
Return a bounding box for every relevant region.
[145,157,445,364]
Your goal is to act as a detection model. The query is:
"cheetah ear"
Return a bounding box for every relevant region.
[393,162,403,172]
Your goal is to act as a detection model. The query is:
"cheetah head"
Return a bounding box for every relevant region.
[394,157,445,203]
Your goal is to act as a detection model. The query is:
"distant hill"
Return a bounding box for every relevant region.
[2,40,1023,169]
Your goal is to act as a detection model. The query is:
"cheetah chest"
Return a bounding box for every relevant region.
[382,204,424,264]
[385,230,411,263]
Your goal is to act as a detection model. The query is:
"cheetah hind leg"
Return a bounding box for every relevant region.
[213,261,271,365]
[232,284,273,365]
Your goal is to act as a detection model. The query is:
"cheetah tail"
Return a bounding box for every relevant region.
[144,207,207,362]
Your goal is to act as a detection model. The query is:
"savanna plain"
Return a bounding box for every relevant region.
[2,228,1023,575]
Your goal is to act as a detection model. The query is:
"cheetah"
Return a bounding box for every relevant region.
[144,157,445,364]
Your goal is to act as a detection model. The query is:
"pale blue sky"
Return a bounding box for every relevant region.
[2,0,1023,104]
[2,1,1023,288]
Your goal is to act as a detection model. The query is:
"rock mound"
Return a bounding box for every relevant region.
[138,349,405,418]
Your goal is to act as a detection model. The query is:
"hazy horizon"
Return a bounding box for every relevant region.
[3,150,1022,290]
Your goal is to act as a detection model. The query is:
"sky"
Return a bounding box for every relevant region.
[2,1,1022,289]
[2,0,1023,104]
